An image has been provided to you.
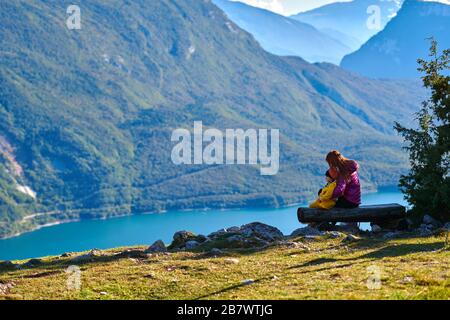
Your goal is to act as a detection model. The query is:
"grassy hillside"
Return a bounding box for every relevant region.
[0,231,448,299]
[0,0,426,238]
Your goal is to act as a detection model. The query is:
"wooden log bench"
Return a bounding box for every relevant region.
[297,203,406,224]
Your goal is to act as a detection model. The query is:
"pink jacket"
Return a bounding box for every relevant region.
[332,160,361,205]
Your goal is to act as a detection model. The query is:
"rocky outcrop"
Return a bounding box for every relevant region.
[239,222,284,242]
[0,260,18,271]
[145,240,167,253]
[167,222,284,251]
[168,231,207,250]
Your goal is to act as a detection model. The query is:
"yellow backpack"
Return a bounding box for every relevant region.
[309,181,337,210]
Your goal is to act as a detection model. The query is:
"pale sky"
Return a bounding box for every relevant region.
[232,0,353,15]
[234,0,450,16]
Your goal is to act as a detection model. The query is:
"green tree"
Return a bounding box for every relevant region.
[395,39,450,222]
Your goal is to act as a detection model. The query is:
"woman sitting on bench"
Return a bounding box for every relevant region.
[326,150,361,209]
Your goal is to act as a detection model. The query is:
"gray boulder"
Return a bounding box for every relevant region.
[342,234,361,243]
[418,223,434,236]
[145,240,167,253]
[169,231,207,249]
[60,252,73,258]
[0,260,18,271]
[239,222,284,242]
[423,215,442,228]
[326,231,344,238]
[22,258,43,268]
[204,223,282,249]
[371,225,382,233]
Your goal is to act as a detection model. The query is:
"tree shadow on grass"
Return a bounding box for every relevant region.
[194,277,270,300]
[289,242,445,271]
[355,242,444,260]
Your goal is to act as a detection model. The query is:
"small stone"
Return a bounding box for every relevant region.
[304,235,321,241]
[210,248,223,256]
[402,276,414,283]
[89,249,103,256]
[99,291,108,296]
[241,279,255,285]
[342,234,360,243]
[60,252,73,258]
[278,241,300,248]
[185,240,200,250]
[0,281,15,295]
[145,240,167,253]
[291,226,323,237]
[371,225,382,233]
[326,231,344,238]
[70,249,103,263]
[224,258,240,264]
[383,232,398,240]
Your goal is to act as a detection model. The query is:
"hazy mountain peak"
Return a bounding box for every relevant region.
[291,0,404,50]
[340,0,450,78]
[213,0,352,63]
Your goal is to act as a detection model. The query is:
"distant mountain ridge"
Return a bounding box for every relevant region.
[0,0,425,238]
[291,0,404,50]
[213,0,352,64]
[340,0,450,78]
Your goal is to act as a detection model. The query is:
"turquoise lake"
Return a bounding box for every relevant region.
[0,188,407,260]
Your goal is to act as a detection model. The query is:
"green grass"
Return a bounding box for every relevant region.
[1,233,449,300]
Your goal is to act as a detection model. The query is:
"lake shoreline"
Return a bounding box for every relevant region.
[1,186,406,260]
[1,186,400,241]
[1,202,306,241]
